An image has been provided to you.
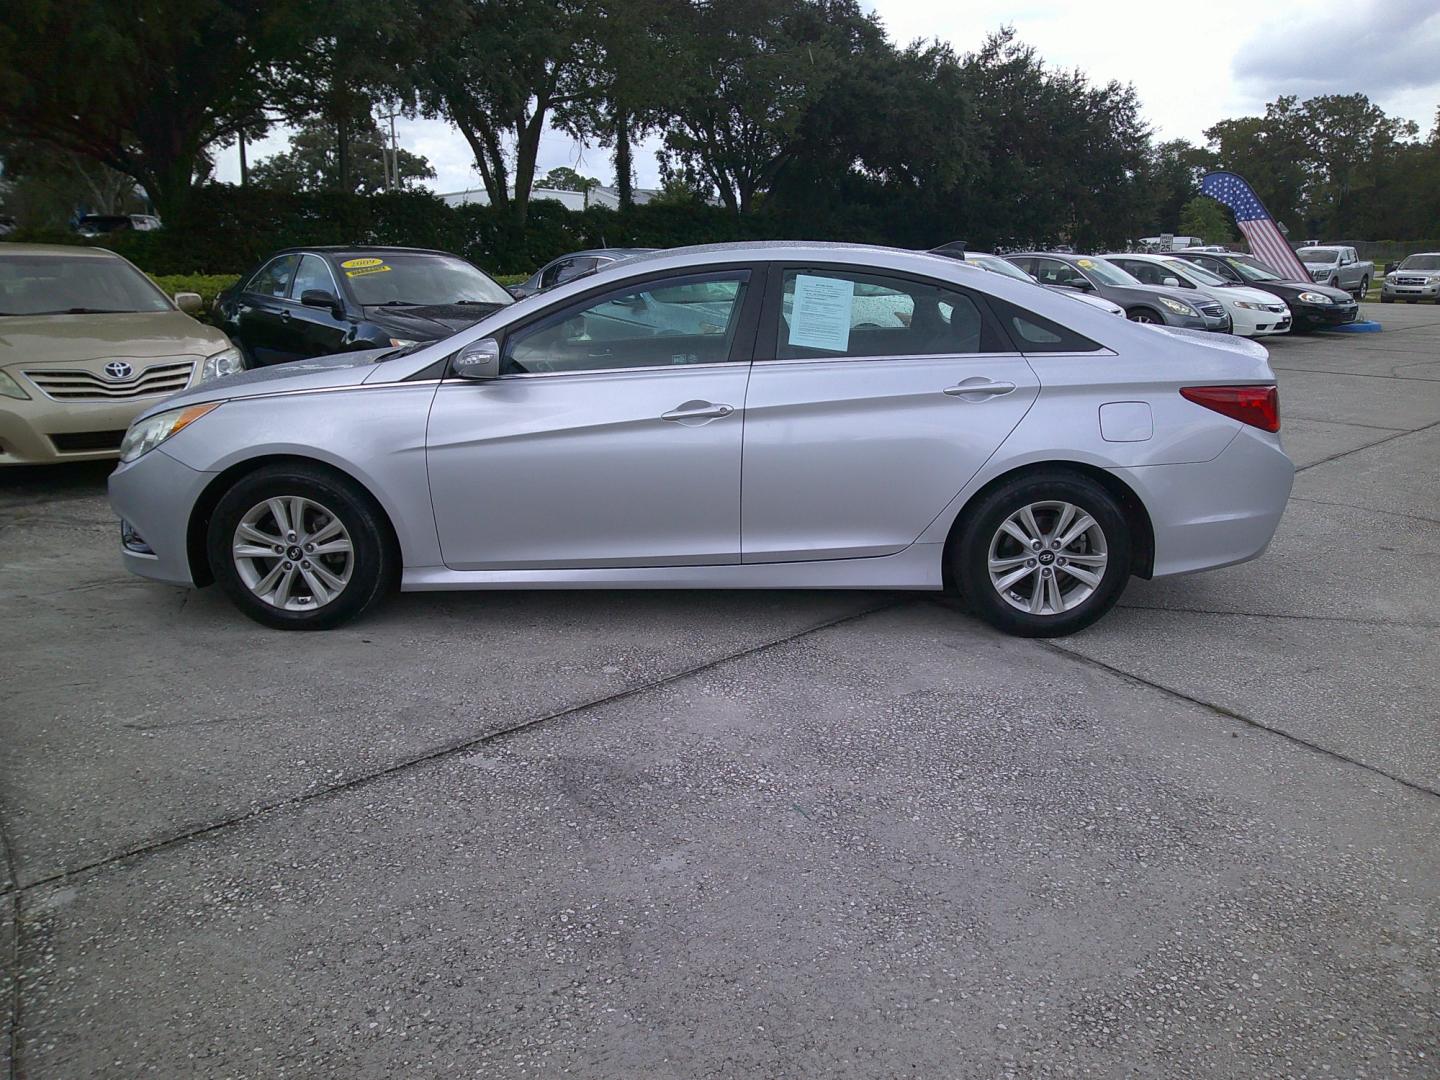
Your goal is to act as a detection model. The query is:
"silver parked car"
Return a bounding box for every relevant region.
[109,242,1294,637]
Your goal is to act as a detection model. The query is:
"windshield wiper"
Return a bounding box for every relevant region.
[370,300,424,307]
[24,307,134,315]
[454,299,501,306]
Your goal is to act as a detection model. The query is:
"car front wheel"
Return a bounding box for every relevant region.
[955,472,1132,637]
[207,464,395,630]
[1127,308,1159,324]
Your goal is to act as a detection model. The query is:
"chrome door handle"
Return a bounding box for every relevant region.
[944,380,1016,398]
[661,400,735,423]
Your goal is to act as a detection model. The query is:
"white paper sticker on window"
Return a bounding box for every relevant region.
[788,274,854,352]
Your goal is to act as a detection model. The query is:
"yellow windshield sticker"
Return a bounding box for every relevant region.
[1077,258,1095,268]
[345,264,392,277]
[340,257,384,269]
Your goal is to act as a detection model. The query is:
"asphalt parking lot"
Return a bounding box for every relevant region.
[3,305,1438,1079]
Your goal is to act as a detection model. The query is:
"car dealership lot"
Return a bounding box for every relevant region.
[2,307,1438,1078]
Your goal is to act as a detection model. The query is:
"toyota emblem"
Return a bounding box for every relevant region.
[103,361,134,381]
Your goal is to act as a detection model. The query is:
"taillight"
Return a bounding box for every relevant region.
[1180,384,1280,432]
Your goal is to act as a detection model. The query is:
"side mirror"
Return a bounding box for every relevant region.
[174,291,203,314]
[1163,277,1182,288]
[1072,278,1094,292]
[301,289,342,315]
[452,337,501,380]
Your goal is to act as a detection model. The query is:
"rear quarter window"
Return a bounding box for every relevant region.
[988,297,1103,353]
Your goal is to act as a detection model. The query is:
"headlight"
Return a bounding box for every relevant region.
[1231,300,1267,310]
[1297,291,1333,305]
[198,346,244,383]
[119,401,221,463]
[1157,296,1198,316]
[0,370,29,400]
[388,338,417,347]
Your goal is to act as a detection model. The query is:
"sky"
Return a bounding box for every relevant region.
[215,0,1440,195]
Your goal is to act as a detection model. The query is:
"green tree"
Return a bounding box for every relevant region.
[0,0,299,220]
[1178,196,1234,244]
[249,116,433,195]
[657,0,881,215]
[407,0,609,223]
[540,166,600,193]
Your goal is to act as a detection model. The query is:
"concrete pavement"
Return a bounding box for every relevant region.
[2,304,1437,1078]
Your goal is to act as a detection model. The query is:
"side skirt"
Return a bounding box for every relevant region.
[401,543,945,592]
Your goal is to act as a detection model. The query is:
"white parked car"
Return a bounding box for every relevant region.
[1381,253,1440,304]
[1105,253,1292,337]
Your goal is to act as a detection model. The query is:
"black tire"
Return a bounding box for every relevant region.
[207,463,396,630]
[1357,277,1369,299]
[1127,307,1160,324]
[954,471,1132,638]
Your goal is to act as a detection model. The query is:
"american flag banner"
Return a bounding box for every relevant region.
[1199,171,1312,283]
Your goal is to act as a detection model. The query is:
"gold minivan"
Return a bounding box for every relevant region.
[0,244,242,464]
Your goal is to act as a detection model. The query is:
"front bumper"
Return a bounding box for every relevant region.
[1229,306,1292,337]
[1115,425,1294,578]
[1291,300,1358,328]
[108,447,214,586]
[0,394,154,465]
[1381,281,1440,300]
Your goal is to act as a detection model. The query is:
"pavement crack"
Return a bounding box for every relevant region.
[1294,417,1440,473]
[1288,495,1440,526]
[1115,602,1439,630]
[1040,641,1440,801]
[11,598,910,894]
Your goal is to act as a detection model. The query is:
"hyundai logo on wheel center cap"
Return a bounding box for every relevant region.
[103,361,134,380]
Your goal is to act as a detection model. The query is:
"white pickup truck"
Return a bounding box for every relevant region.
[1296,246,1374,298]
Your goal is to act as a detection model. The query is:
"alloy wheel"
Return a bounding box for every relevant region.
[231,496,354,611]
[987,500,1109,616]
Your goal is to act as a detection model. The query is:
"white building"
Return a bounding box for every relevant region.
[438,184,661,211]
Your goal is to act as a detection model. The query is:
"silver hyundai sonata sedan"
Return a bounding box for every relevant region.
[109,242,1294,637]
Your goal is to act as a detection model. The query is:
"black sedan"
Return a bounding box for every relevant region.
[1169,251,1359,331]
[216,246,514,367]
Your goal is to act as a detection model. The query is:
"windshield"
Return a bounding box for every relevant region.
[1163,258,1226,286]
[1229,256,1284,283]
[343,254,513,307]
[971,254,1035,283]
[1398,254,1440,271]
[1298,247,1340,263]
[0,254,172,315]
[1076,257,1142,287]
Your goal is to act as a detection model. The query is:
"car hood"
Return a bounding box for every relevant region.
[1103,284,1209,308]
[364,302,507,341]
[0,311,231,368]
[132,348,395,423]
[1250,280,1354,303]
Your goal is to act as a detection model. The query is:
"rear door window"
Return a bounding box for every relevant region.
[772,269,1003,360]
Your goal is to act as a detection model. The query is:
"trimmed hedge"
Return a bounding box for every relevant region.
[3,184,882,278]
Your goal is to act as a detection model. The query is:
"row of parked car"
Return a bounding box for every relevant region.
[0,235,1381,468]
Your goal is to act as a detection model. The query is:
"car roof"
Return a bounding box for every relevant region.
[552,248,657,260]
[0,243,121,258]
[270,245,460,259]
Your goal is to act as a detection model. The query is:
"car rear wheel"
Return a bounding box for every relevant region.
[954,472,1132,638]
[1357,277,1369,298]
[207,464,394,630]
[1127,308,1159,324]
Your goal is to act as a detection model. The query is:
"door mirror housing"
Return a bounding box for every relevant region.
[301,289,342,315]
[173,291,203,314]
[1071,278,1094,292]
[452,337,501,380]
[1163,276,1182,288]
